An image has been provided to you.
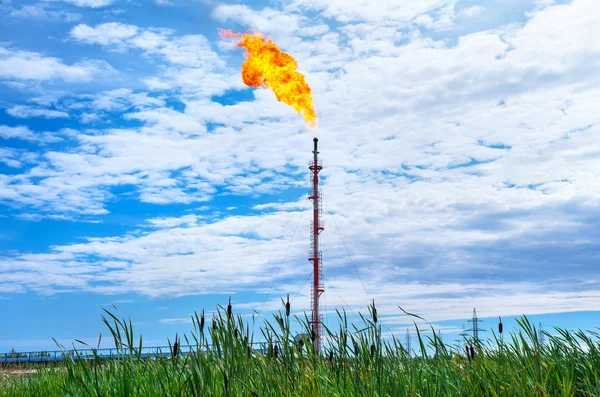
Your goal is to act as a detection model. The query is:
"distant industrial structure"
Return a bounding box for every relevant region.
[539,322,546,347]
[467,308,485,342]
[308,137,325,355]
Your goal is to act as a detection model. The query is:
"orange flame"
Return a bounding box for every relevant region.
[219,29,317,128]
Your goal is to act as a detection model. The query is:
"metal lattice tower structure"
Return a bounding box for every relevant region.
[405,329,411,357]
[466,308,485,342]
[538,322,546,347]
[458,324,468,350]
[308,137,324,355]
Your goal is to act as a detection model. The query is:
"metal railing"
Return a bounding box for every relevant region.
[0,343,271,365]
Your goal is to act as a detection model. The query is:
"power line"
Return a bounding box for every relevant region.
[323,275,354,316]
[258,203,307,314]
[323,275,395,341]
[291,271,313,305]
[321,196,398,340]
[323,196,371,302]
[323,279,328,331]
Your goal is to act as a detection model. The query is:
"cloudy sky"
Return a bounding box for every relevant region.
[1,0,599,351]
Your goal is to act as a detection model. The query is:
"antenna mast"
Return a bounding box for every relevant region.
[308,137,324,355]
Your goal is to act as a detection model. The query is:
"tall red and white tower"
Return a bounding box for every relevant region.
[308,137,324,355]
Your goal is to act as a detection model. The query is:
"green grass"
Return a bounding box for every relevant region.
[2,304,599,396]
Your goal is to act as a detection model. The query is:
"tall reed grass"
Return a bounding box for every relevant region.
[1,301,599,396]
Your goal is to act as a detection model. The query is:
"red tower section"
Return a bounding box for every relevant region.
[308,137,324,355]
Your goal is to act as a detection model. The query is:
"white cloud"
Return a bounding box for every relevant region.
[2,203,600,325]
[159,317,192,324]
[0,148,37,168]
[19,88,167,124]
[80,113,100,123]
[0,46,114,82]
[84,88,165,112]
[0,125,36,141]
[62,0,114,8]
[70,22,233,96]
[8,4,81,21]
[4,0,600,218]
[70,23,224,69]
[249,278,600,325]
[213,5,304,36]
[143,77,171,91]
[0,125,62,142]
[2,0,600,325]
[412,3,485,31]
[0,149,21,168]
[287,0,455,23]
[252,201,306,211]
[147,214,203,228]
[70,22,139,48]
[0,210,311,296]
[533,0,556,7]
[7,105,69,119]
[458,5,485,18]
[413,4,457,31]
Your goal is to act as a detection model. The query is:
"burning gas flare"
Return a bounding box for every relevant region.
[219,29,317,128]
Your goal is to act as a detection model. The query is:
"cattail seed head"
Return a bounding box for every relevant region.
[469,345,475,360]
[372,300,378,324]
[173,333,179,358]
[200,310,205,332]
[498,317,503,334]
[285,294,290,317]
[212,316,217,331]
[329,349,333,362]
[274,344,279,358]
[311,330,316,342]
[234,328,238,339]
[227,297,232,318]
[370,344,375,357]
[298,338,304,350]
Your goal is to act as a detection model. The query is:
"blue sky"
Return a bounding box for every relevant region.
[1,0,599,352]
